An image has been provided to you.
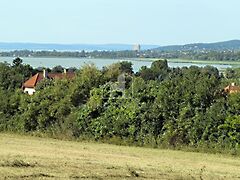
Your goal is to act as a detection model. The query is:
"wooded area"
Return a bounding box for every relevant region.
[0,58,239,154]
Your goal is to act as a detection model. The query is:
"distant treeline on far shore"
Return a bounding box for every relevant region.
[1,49,240,61]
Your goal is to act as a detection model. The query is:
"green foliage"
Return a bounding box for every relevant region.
[12,57,23,67]
[35,78,54,91]
[0,58,33,90]
[4,48,240,62]
[138,59,169,81]
[51,65,64,73]
[0,58,240,154]
[69,64,102,107]
[102,61,133,82]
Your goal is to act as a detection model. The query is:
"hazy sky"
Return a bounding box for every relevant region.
[0,0,240,45]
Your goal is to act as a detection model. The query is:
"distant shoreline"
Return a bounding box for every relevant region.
[1,56,240,69]
[2,56,240,64]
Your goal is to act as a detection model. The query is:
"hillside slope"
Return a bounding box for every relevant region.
[155,40,240,51]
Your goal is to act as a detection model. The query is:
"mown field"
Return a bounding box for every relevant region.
[0,134,240,179]
[168,59,240,66]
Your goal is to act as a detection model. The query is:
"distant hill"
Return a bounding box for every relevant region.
[0,42,158,51]
[155,40,240,51]
[2,40,240,52]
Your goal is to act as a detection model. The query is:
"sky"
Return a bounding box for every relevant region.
[0,0,240,45]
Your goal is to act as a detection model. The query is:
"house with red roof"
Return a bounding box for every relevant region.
[22,69,75,95]
[224,83,240,94]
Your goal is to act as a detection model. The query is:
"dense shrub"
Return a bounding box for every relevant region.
[0,59,239,154]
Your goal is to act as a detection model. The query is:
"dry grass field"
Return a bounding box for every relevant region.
[0,133,240,179]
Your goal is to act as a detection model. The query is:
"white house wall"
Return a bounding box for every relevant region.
[24,88,36,95]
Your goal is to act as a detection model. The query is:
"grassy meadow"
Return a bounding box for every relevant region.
[0,134,240,179]
[133,57,240,66]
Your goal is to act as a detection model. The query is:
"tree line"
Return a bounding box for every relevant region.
[0,58,240,154]
[2,49,240,61]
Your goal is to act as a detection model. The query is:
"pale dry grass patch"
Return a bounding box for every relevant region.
[0,133,240,179]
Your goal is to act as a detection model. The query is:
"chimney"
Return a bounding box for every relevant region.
[43,69,48,78]
[64,69,67,74]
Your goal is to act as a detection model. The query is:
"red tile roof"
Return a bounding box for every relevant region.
[23,73,42,88]
[23,72,75,88]
[224,84,240,94]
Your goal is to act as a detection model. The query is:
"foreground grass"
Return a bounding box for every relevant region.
[0,134,240,179]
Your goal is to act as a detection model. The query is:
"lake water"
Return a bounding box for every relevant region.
[0,57,232,72]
